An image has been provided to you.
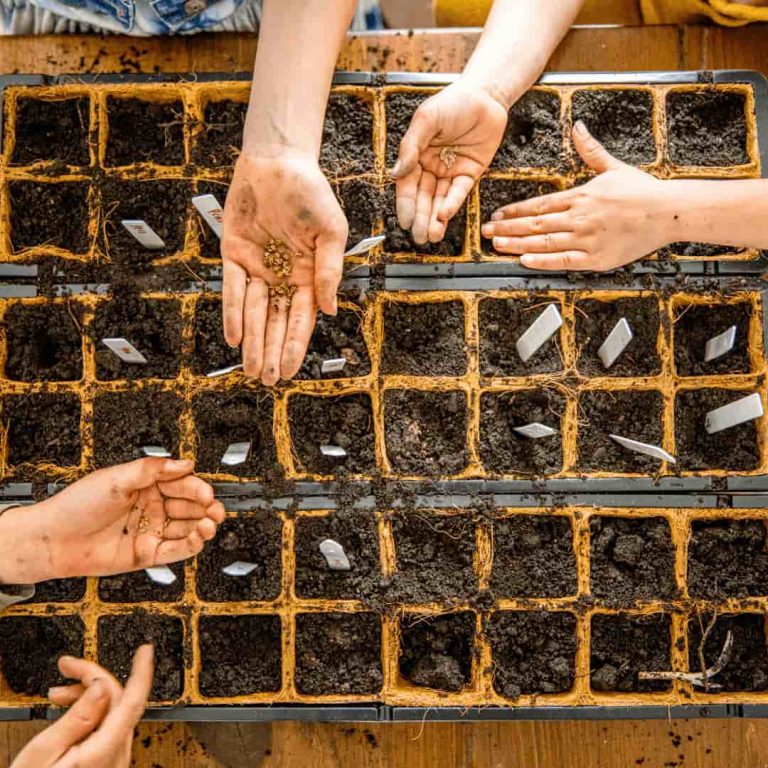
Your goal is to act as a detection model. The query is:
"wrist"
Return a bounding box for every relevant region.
[242,97,322,159]
[458,71,520,112]
[0,505,51,585]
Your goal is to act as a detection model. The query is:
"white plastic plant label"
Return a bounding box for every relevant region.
[221,441,250,466]
[319,539,351,571]
[344,234,386,257]
[513,422,557,439]
[121,219,165,249]
[705,392,764,435]
[704,325,737,363]
[221,561,258,577]
[192,194,224,239]
[516,304,563,363]
[102,337,148,364]
[320,445,347,458]
[206,363,243,378]
[145,566,177,586]
[609,434,676,464]
[321,358,347,374]
[598,317,633,369]
[142,446,171,458]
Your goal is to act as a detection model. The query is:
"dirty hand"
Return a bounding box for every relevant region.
[11,645,154,768]
[0,458,225,585]
[392,79,508,244]
[481,122,670,270]
[222,151,349,385]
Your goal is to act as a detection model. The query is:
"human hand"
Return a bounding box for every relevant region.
[481,122,672,271]
[392,79,508,244]
[222,151,349,385]
[0,458,225,585]
[11,645,153,768]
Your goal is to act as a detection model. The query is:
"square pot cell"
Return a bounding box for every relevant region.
[98,563,185,604]
[320,93,374,176]
[4,302,83,382]
[191,388,276,477]
[11,97,90,166]
[383,185,467,258]
[590,613,672,693]
[487,611,576,699]
[384,389,468,477]
[491,515,576,598]
[385,90,431,168]
[479,389,565,476]
[575,297,661,378]
[98,613,184,701]
[491,89,563,170]
[192,297,240,374]
[93,389,181,468]
[688,519,768,600]
[571,89,656,165]
[9,181,90,253]
[195,180,228,260]
[105,97,185,166]
[389,511,477,603]
[5,392,81,468]
[399,612,475,692]
[0,616,84,696]
[198,615,282,697]
[192,99,246,167]
[479,297,564,377]
[288,393,375,476]
[666,90,749,167]
[381,300,466,376]
[590,516,677,607]
[674,388,760,472]
[333,179,383,251]
[673,302,753,377]
[91,297,183,381]
[577,389,664,474]
[294,612,383,696]
[688,613,768,692]
[100,179,192,261]
[296,308,371,380]
[196,514,282,602]
[28,578,86,604]
[294,509,381,601]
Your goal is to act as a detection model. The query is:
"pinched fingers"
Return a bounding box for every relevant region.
[157,474,214,507]
[55,657,123,702]
[165,497,225,525]
[163,517,217,542]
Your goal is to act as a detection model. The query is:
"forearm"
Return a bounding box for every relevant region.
[461,0,584,108]
[243,0,357,158]
[0,504,51,585]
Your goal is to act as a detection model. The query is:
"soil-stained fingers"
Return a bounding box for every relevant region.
[280,286,317,380]
[221,258,249,348]
[395,164,421,231]
[163,517,217,542]
[241,277,269,379]
[261,294,291,386]
[157,474,215,507]
[165,497,225,524]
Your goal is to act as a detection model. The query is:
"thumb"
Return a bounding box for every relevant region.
[112,457,195,494]
[391,106,436,179]
[573,120,624,173]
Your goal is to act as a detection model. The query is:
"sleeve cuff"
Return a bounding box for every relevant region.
[0,584,35,609]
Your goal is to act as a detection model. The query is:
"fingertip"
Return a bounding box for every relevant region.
[573,119,589,138]
[206,500,226,525]
[260,364,280,387]
[493,237,510,250]
[520,254,538,269]
[481,223,493,237]
[163,458,193,475]
[198,517,217,541]
[491,211,504,221]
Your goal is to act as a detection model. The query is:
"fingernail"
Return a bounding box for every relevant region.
[48,686,65,698]
[520,255,535,267]
[140,643,155,660]
[91,679,106,699]
[493,237,509,248]
[481,224,493,237]
[574,120,588,137]
[391,160,402,178]
[491,211,503,221]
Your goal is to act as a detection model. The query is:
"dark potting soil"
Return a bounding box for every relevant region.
[688,613,768,692]
[666,90,749,167]
[198,615,282,697]
[320,93,374,176]
[389,511,477,603]
[399,611,474,692]
[195,179,228,259]
[688,519,768,600]
[673,302,752,376]
[93,389,181,468]
[192,297,240,374]
[294,612,383,696]
[571,89,656,165]
[98,612,184,701]
[491,515,576,598]
[192,388,276,477]
[385,90,431,168]
[98,563,185,603]
[575,297,661,378]
[487,611,576,699]
[0,616,84,695]
[589,516,677,607]
[294,509,381,601]
[4,302,83,381]
[381,300,466,376]
[105,97,185,166]
[12,97,90,167]
[491,90,563,170]
[590,613,672,693]
[91,296,183,380]
[28,578,86,603]
[296,308,371,380]
[192,99,246,167]
[9,181,90,253]
[333,179,383,250]
[657,241,746,259]
[384,389,468,477]
[479,297,563,377]
[5,392,81,468]
[479,389,565,475]
[196,514,282,602]
[288,393,375,475]
[674,388,760,472]
[577,389,664,473]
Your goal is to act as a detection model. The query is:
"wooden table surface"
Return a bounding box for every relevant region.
[2,23,768,768]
